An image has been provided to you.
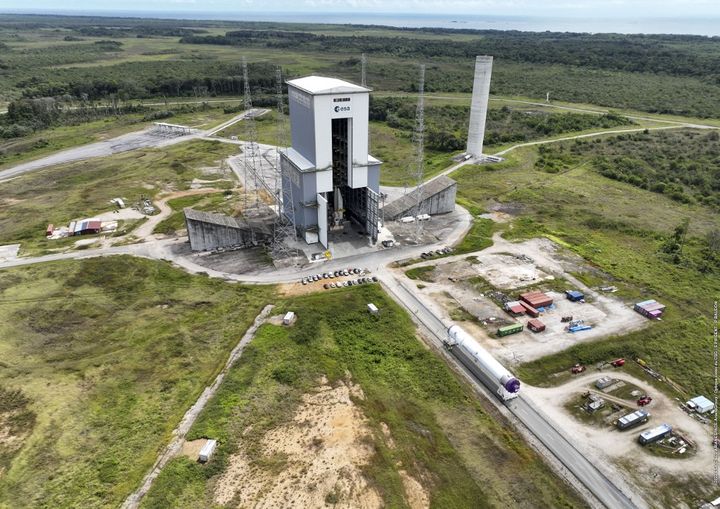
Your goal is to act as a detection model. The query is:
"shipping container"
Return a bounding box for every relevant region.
[527,319,545,332]
[565,290,584,302]
[519,291,553,308]
[282,311,295,325]
[505,301,525,315]
[519,300,540,318]
[497,323,523,337]
[617,410,650,430]
[638,424,672,445]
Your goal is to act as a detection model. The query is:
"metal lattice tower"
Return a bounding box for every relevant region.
[361,53,367,87]
[412,64,426,242]
[271,66,298,259]
[242,56,261,210]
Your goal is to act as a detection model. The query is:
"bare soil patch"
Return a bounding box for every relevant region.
[180,438,208,460]
[214,378,390,509]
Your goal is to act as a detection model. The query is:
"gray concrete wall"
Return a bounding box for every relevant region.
[186,219,258,252]
[385,184,457,220]
[367,163,380,194]
[289,90,317,164]
[467,55,493,158]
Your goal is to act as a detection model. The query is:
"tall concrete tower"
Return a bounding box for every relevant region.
[466,55,493,158]
[281,76,381,249]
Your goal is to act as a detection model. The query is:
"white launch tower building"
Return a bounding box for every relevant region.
[280,76,381,249]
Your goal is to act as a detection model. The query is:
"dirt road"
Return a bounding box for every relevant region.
[121,305,274,509]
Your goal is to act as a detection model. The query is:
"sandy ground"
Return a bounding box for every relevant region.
[214,377,427,509]
[399,234,647,364]
[526,370,712,503]
[93,208,145,222]
[131,188,222,240]
[180,438,208,461]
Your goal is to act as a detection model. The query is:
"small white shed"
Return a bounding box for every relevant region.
[283,311,295,325]
[367,303,379,316]
[687,395,715,414]
[198,439,217,463]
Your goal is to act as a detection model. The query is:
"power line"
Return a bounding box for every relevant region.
[271,66,298,261]
[242,56,261,211]
[412,64,426,243]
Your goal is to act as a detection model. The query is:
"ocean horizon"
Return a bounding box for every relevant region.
[2,9,720,37]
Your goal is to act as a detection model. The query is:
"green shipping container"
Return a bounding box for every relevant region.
[497,323,524,337]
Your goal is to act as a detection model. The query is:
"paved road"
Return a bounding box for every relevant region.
[380,274,643,509]
[0,110,259,183]
[0,96,667,507]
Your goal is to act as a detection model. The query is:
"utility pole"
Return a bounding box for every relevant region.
[242,56,261,210]
[271,66,298,260]
[412,64,426,243]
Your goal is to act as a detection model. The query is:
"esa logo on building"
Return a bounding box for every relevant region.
[334,105,350,113]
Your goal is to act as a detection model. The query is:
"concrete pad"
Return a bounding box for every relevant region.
[0,244,20,261]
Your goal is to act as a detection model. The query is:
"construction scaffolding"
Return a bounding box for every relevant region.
[271,66,298,260]
[242,56,262,210]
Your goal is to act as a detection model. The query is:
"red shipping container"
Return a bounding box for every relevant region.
[528,319,546,332]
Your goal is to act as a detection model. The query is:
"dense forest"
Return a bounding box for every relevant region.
[181,28,720,80]
[370,97,633,151]
[2,14,720,117]
[537,130,720,209]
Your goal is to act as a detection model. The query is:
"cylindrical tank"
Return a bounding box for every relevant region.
[448,325,521,394]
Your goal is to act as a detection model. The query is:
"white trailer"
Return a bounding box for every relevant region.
[446,325,520,401]
[198,439,217,463]
[367,303,379,316]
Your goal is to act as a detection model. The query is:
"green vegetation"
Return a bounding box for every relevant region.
[0,139,236,255]
[153,192,234,235]
[370,121,454,186]
[216,109,283,145]
[455,216,495,254]
[0,256,274,508]
[3,15,720,126]
[538,130,720,209]
[405,265,435,282]
[143,285,585,508]
[0,102,240,169]
[371,97,633,151]
[453,141,720,397]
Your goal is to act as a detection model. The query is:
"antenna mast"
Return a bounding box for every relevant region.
[412,64,426,242]
[242,56,261,210]
[271,66,298,260]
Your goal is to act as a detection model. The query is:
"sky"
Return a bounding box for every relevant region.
[2,0,720,18]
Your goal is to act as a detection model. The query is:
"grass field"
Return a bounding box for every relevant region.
[141,285,586,508]
[153,192,236,235]
[0,104,240,170]
[0,139,236,255]
[0,256,274,509]
[452,140,720,397]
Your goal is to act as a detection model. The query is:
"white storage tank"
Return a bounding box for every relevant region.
[198,439,217,463]
[446,325,520,400]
